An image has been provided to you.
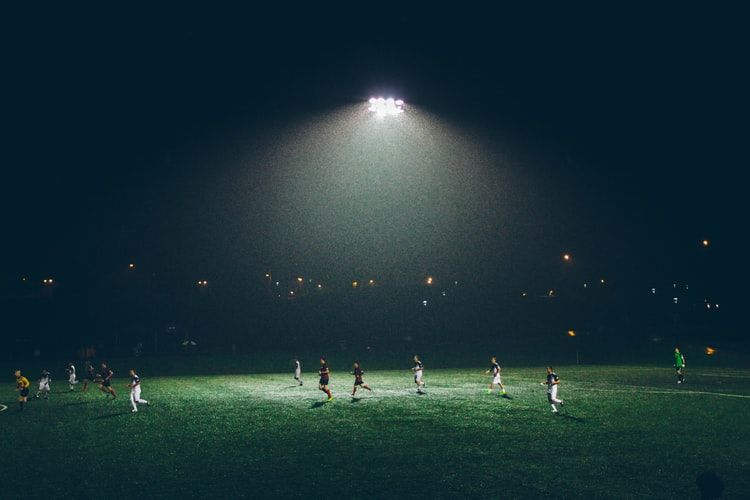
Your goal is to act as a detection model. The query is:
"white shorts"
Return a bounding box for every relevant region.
[131,386,142,400]
[294,369,301,379]
[414,372,423,383]
[548,385,560,402]
[493,375,502,385]
[69,374,76,384]
[39,382,50,391]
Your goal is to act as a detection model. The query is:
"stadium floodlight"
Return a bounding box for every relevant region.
[368,97,405,117]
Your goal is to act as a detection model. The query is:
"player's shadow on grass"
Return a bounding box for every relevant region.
[94,411,131,420]
[282,385,300,389]
[350,397,362,403]
[556,413,586,423]
[309,401,328,409]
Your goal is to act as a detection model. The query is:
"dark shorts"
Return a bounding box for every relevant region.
[354,379,364,386]
[20,388,29,397]
[101,379,111,388]
[319,378,329,386]
[86,374,95,381]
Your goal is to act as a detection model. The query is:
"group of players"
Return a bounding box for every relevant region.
[299,354,567,413]
[12,347,688,415]
[13,361,149,413]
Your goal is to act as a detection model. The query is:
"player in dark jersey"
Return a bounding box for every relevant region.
[15,370,30,410]
[412,355,425,394]
[82,361,96,392]
[99,363,117,399]
[541,366,564,413]
[351,361,372,397]
[484,356,507,396]
[318,357,333,402]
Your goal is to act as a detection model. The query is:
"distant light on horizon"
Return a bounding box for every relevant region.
[368,97,405,117]
[128,263,136,269]
[702,239,710,247]
[197,280,208,286]
[706,346,716,356]
[425,276,434,285]
[567,330,576,337]
[563,253,571,262]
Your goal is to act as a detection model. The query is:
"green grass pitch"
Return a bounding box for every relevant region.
[2,365,749,498]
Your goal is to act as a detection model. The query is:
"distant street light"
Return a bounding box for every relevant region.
[42,278,54,285]
[128,263,136,269]
[701,239,710,247]
[562,253,571,262]
[197,280,208,287]
[567,330,576,337]
[352,281,359,288]
[297,277,304,283]
[425,276,434,285]
[368,97,405,117]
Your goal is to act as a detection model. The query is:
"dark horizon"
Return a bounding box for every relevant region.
[4,4,746,306]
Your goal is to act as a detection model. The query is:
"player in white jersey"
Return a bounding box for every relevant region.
[541,366,564,413]
[66,362,77,391]
[485,356,507,396]
[412,355,425,394]
[127,369,149,413]
[294,359,303,386]
[36,369,51,399]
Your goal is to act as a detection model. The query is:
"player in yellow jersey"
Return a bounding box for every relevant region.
[15,370,30,411]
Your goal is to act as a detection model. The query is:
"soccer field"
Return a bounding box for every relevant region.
[2,365,748,498]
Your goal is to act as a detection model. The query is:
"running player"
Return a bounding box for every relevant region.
[674,347,686,384]
[35,369,51,399]
[99,363,117,399]
[15,370,30,411]
[318,357,333,402]
[485,356,507,396]
[294,359,303,386]
[127,369,149,413]
[412,355,425,394]
[66,362,77,391]
[82,360,96,392]
[541,366,564,413]
[351,361,372,397]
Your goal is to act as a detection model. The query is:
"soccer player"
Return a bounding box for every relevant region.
[127,369,149,413]
[541,366,564,413]
[15,370,30,411]
[82,360,96,392]
[351,361,372,397]
[35,369,51,399]
[412,355,425,394]
[318,357,333,402]
[485,356,506,396]
[294,359,303,386]
[674,347,686,384]
[99,363,117,399]
[66,361,77,391]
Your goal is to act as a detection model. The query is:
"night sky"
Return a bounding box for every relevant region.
[4,4,746,297]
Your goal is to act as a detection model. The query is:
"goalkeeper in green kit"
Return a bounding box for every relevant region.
[674,347,686,384]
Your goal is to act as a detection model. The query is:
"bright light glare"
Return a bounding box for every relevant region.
[368,96,405,117]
